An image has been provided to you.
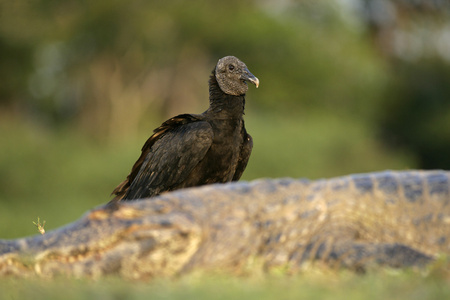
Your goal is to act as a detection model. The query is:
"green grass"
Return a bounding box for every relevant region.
[1,267,449,300]
[0,117,135,238]
[244,109,415,180]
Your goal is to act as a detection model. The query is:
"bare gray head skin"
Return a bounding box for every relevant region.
[215,56,260,96]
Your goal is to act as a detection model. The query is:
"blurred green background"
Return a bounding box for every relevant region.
[1,0,449,239]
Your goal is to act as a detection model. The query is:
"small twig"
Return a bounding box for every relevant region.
[33,217,46,235]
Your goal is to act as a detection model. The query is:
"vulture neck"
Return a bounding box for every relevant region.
[206,73,245,120]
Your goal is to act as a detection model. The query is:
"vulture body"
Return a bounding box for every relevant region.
[111,56,259,202]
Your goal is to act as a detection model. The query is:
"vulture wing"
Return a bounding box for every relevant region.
[111,114,213,201]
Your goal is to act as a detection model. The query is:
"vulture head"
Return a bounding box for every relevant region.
[215,56,259,96]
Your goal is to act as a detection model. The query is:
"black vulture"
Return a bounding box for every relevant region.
[110,56,259,202]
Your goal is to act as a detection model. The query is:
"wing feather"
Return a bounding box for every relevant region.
[232,125,253,181]
[111,114,213,201]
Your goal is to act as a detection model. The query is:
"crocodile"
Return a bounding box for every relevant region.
[0,170,449,279]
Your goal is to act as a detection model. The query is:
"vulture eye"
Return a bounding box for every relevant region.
[228,64,235,71]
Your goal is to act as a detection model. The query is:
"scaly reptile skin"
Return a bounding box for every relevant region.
[0,170,449,279]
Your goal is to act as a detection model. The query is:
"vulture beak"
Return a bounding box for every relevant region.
[242,68,260,88]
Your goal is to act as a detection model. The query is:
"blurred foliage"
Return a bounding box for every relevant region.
[378,59,450,168]
[0,0,449,238]
[1,0,388,138]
